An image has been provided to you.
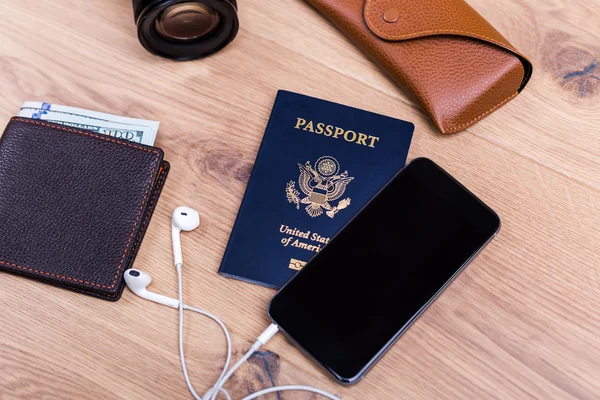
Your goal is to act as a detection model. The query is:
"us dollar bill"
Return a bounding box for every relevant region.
[18,102,159,146]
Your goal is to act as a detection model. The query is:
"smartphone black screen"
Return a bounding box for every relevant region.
[268,158,500,384]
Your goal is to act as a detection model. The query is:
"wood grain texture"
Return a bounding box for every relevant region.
[0,0,599,399]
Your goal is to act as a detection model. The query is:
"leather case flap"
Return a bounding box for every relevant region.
[363,0,532,89]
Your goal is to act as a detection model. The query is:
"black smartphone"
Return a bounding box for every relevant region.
[268,158,500,385]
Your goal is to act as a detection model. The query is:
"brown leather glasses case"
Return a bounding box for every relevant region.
[305,0,533,133]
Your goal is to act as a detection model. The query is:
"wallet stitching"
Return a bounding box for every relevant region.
[444,92,518,133]
[131,165,168,251]
[109,157,160,288]
[12,118,160,155]
[0,260,114,287]
[1,118,162,290]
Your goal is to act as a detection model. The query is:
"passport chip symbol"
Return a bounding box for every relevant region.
[285,156,353,218]
[288,258,307,270]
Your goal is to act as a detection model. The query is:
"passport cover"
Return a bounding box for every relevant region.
[219,91,414,288]
[0,117,169,301]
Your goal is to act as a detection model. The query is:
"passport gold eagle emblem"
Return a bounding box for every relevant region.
[286,156,353,218]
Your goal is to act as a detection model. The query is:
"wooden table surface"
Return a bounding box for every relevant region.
[1,0,599,399]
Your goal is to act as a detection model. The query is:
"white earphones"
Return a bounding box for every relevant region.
[171,206,200,266]
[124,205,199,308]
[124,269,180,308]
[124,206,340,400]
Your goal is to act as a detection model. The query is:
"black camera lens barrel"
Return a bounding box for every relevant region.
[133,0,239,61]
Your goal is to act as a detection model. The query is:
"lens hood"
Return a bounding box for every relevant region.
[134,0,238,60]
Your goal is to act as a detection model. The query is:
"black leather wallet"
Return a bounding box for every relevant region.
[0,117,169,300]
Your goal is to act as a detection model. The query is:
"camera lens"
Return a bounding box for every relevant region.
[155,3,220,42]
[133,0,239,61]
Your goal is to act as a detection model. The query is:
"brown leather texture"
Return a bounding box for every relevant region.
[0,117,169,300]
[304,0,533,133]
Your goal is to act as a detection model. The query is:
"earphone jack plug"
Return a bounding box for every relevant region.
[254,323,280,349]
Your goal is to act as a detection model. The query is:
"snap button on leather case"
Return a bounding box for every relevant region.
[0,117,169,300]
[304,0,533,133]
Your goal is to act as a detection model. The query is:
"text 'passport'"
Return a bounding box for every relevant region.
[218,90,414,288]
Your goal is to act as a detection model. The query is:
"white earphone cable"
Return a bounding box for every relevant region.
[209,342,340,400]
[176,264,339,400]
[177,263,232,400]
[241,386,341,400]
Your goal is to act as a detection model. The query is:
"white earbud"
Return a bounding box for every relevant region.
[124,206,338,400]
[124,268,180,308]
[172,206,200,266]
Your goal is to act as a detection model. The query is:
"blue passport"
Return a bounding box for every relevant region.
[219,91,414,288]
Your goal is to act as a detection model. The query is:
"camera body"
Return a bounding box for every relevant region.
[133,0,239,60]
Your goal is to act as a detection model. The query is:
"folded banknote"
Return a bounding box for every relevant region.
[18,102,159,146]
